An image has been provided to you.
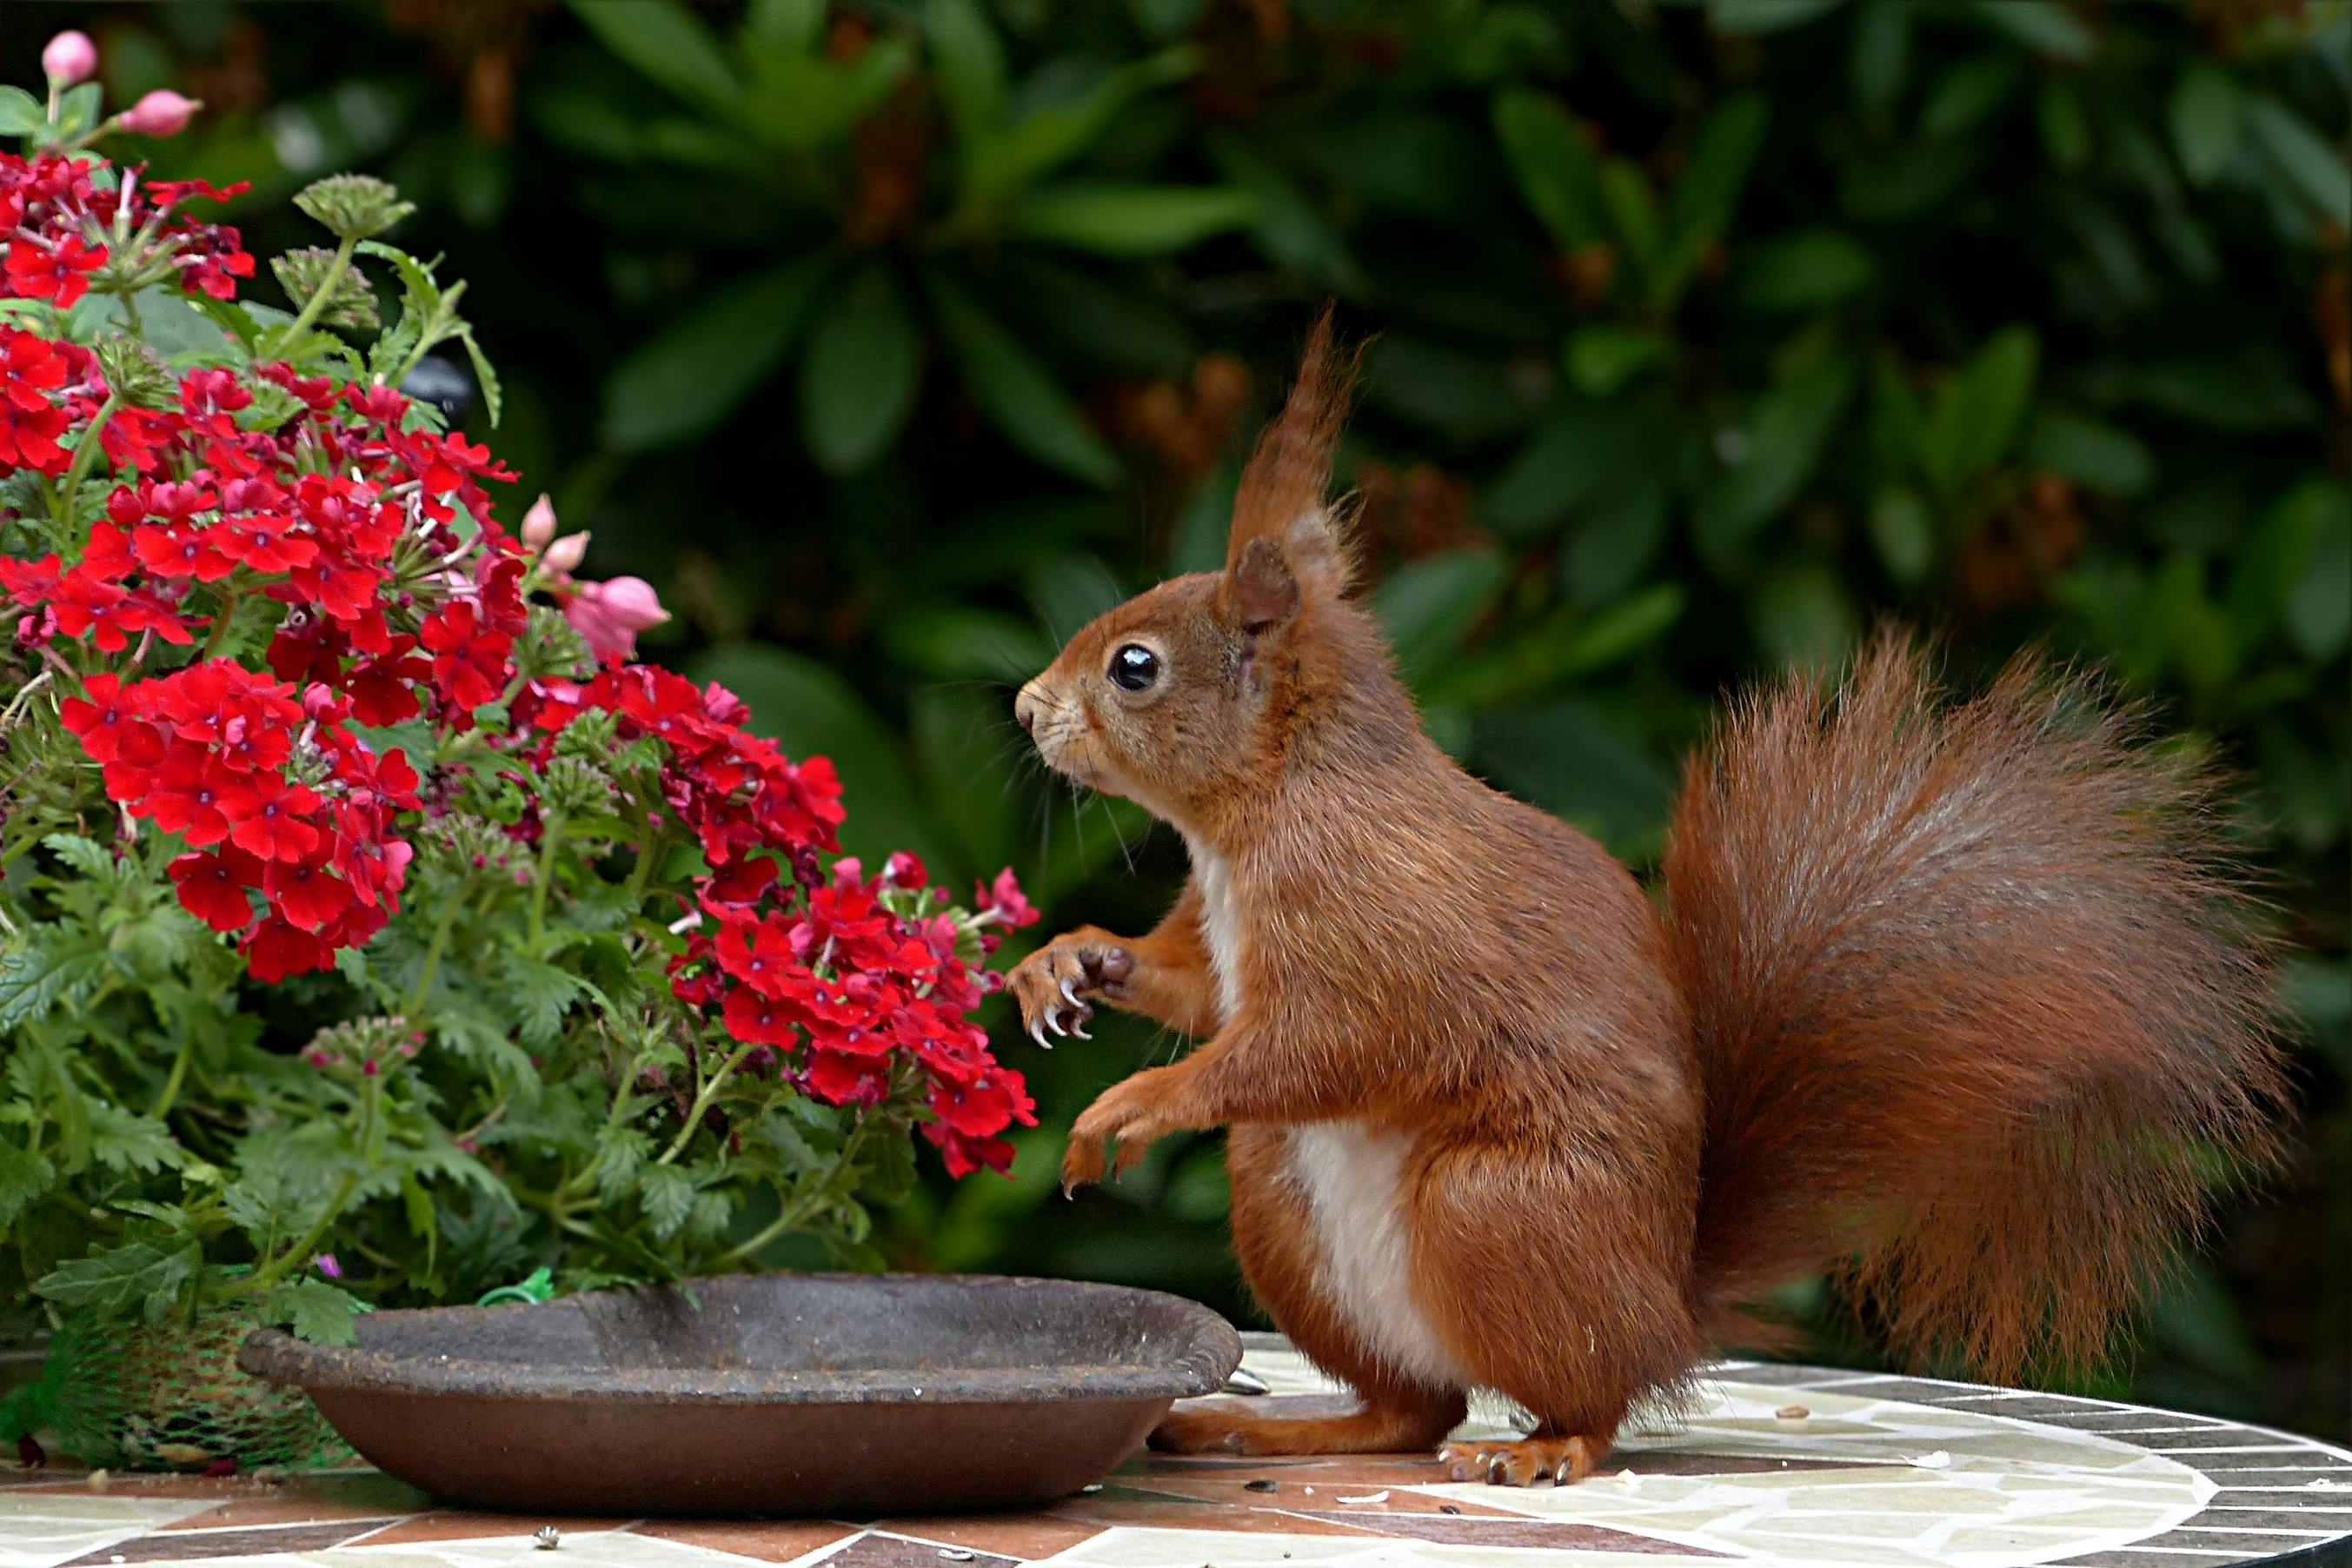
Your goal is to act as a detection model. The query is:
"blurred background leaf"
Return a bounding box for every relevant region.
[12,0,2342,1438]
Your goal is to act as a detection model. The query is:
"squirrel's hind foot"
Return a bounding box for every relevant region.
[1438,1432,1604,1486]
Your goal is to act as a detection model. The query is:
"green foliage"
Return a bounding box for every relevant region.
[45,0,2352,1435]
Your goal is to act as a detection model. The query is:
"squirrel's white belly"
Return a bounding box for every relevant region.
[1187,842,1468,1390]
[1284,1121,1471,1392]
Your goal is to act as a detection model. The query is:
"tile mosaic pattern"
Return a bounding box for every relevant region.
[1,1339,2344,1567]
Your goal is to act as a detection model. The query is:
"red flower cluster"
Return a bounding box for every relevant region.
[3,139,1040,1180]
[61,663,421,979]
[0,150,252,309]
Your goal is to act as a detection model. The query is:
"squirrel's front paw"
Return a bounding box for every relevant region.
[1009,929,1134,1048]
[1062,1069,1174,1193]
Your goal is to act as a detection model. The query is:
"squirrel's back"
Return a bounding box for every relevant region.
[1664,631,2284,1379]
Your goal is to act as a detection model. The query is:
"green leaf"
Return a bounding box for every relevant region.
[1470,701,1671,854]
[2288,495,2350,663]
[1705,0,1843,32]
[0,1142,56,1230]
[1694,357,1857,558]
[1749,559,1860,668]
[1375,548,1507,688]
[2225,480,2336,655]
[500,953,585,1047]
[0,933,116,1030]
[1868,486,1935,587]
[927,274,1121,485]
[1565,327,1668,397]
[567,0,743,116]
[1919,326,2038,497]
[639,1165,694,1239]
[2169,64,2241,187]
[1922,54,2022,140]
[1965,0,2094,62]
[957,47,1199,211]
[1652,92,1768,308]
[2036,79,2091,174]
[40,834,116,884]
[2021,405,2152,495]
[798,266,921,474]
[263,1279,365,1346]
[2242,94,2352,229]
[1492,90,1607,251]
[602,255,831,451]
[456,329,503,429]
[1734,229,1875,313]
[35,1242,201,1326]
[1850,6,1910,126]
[927,0,1007,137]
[89,1104,184,1176]
[1003,183,1255,256]
[0,87,45,137]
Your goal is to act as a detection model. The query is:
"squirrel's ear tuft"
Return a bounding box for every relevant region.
[1226,304,1363,601]
[1225,537,1300,634]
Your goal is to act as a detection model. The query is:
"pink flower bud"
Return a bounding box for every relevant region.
[314,1252,342,1279]
[832,856,864,888]
[542,530,591,575]
[520,493,558,549]
[885,851,927,889]
[119,90,199,138]
[561,575,670,660]
[42,31,97,88]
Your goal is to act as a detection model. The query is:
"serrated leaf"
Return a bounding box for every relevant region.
[41,834,116,883]
[457,329,502,428]
[0,1141,56,1230]
[264,1279,365,1345]
[638,1164,695,1239]
[89,1103,184,1176]
[35,1242,201,1326]
[501,951,585,1048]
[0,934,116,1029]
[595,1126,653,1206]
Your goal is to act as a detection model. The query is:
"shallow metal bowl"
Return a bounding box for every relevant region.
[238,1272,1240,1517]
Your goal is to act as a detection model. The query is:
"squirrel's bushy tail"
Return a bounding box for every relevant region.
[1664,630,2285,1381]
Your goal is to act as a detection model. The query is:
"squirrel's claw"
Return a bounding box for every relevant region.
[1027,1015,1053,1052]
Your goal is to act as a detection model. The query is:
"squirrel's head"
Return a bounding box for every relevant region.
[1016,311,1406,839]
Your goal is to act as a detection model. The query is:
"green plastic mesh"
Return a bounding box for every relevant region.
[7,1307,349,1472]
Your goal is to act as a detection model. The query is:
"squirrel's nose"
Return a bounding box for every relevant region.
[1013,684,1041,737]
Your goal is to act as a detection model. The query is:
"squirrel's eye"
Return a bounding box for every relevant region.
[1108,643,1160,693]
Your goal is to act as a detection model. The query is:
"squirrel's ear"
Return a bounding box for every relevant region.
[1226,305,1363,601]
[1226,537,1299,634]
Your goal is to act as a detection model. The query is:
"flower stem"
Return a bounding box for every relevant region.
[149,1032,195,1120]
[655,1043,756,1166]
[715,1113,877,1267]
[268,234,357,355]
[405,876,471,1020]
[56,393,119,525]
[243,1172,359,1293]
[526,811,566,951]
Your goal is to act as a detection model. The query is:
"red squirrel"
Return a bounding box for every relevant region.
[1007,312,2284,1486]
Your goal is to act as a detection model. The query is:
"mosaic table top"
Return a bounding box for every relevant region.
[2,1335,2347,1568]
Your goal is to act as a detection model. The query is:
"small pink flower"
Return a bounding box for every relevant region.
[542,531,590,575]
[885,851,927,889]
[118,90,199,137]
[520,493,558,549]
[315,1252,343,1279]
[974,867,1039,929]
[42,31,97,87]
[561,575,669,660]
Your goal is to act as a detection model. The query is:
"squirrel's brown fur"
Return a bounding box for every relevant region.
[1009,311,2285,1484]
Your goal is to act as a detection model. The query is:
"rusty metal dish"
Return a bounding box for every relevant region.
[237,1272,1240,1517]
